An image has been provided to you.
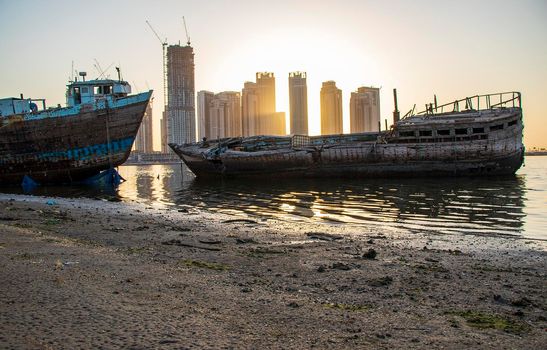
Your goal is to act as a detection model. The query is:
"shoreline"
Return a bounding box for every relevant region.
[1,194,545,349]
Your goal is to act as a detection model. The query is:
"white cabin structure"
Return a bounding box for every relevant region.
[66,79,132,107]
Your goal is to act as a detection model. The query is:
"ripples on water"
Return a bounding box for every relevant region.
[2,157,546,240]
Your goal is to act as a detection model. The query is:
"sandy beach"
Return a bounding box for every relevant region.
[0,194,545,349]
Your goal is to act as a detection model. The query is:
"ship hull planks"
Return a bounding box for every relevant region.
[0,97,150,185]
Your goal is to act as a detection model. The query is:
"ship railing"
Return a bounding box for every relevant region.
[408,91,521,117]
[305,133,380,147]
[291,135,311,148]
[238,135,292,152]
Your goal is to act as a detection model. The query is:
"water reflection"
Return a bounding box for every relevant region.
[2,158,545,240]
[177,175,527,237]
[119,164,185,206]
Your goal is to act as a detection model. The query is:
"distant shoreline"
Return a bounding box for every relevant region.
[122,152,546,166]
[123,161,181,165]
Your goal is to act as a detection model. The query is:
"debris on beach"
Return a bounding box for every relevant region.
[362,248,377,259]
[162,239,221,251]
[235,237,256,244]
[367,276,393,287]
[306,232,343,241]
[222,218,259,224]
[331,262,352,271]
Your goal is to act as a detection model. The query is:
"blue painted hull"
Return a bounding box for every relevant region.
[0,91,152,185]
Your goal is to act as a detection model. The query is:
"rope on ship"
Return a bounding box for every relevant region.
[105,99,113,169]
[102,99,124,185]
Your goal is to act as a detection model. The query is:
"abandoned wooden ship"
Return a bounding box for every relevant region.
[170,91,524,178]
[0,72,152,184]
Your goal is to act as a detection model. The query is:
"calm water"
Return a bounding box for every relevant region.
[2,156,546,241]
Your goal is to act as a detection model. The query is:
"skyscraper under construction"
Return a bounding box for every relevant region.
[167,44,195,145]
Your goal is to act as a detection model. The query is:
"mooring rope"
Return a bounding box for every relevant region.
[105,99,113,169]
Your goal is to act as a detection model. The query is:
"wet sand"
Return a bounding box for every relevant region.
[0,195,545,349]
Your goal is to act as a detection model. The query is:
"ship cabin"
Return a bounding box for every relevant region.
[0,72,133,118]
[66,78,132,107]
[392,92,522,144]
[0,96,47,118]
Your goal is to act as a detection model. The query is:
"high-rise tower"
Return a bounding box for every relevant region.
[256,72,276,118]
[210,92,242,139]
[135,100,154,153]
[241,81,259,136]
[197,90,214,140]
[350,86,381,133]
[197,90,242,139]
[241,72,285,136]
[320,81,343,135]
[167,44,195,145]
[289,72,308,135]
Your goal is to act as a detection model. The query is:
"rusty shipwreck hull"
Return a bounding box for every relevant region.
[170,100,524,179]
[0,92,152,184]
[173,144,523,179]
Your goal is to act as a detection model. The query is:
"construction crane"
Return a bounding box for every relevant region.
[183,16,191,46]
[145,20,168,111]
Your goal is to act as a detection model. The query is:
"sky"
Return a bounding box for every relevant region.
[1,0,546,150]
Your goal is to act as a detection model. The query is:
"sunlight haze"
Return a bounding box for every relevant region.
[1,0,545,150]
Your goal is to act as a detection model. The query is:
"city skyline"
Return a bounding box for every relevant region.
[197,73,379,141]
[1,0,545,149]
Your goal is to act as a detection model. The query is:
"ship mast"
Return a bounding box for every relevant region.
[393,88,400,124]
